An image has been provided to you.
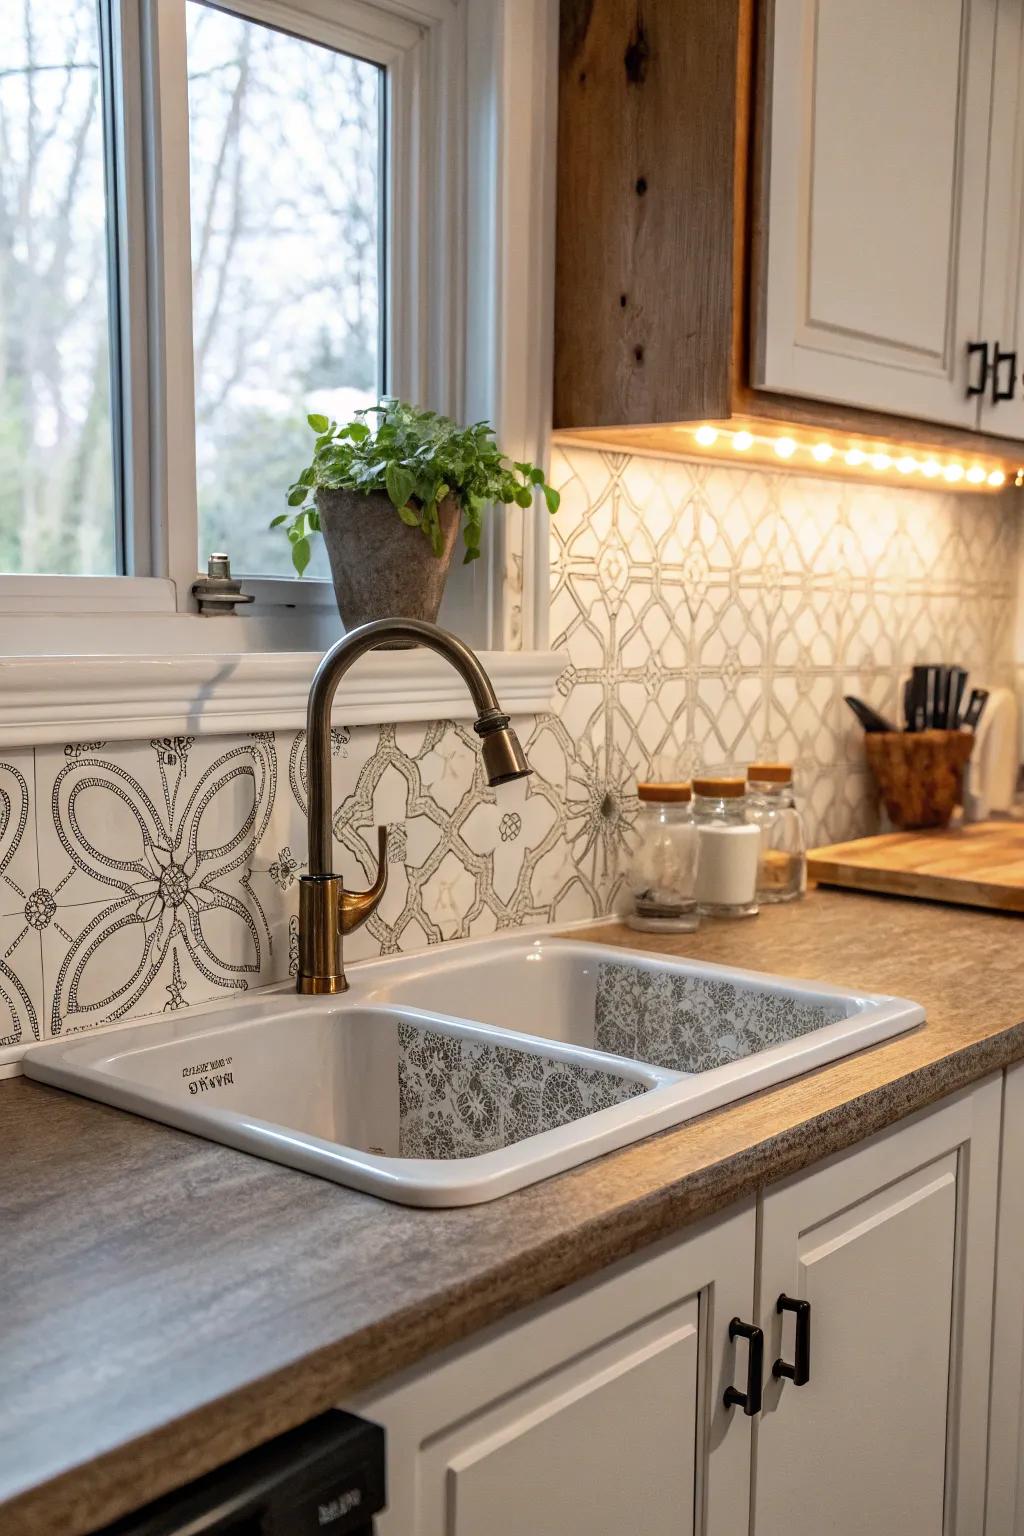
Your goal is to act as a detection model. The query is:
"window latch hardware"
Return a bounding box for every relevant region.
[192,553,255,616]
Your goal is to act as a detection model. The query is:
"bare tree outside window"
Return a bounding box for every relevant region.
[186,3,382,579]
[0,0,118,575]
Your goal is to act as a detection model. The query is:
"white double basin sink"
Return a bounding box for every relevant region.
[24,930,923,1207]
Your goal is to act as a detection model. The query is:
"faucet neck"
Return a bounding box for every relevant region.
[305,619,502,875]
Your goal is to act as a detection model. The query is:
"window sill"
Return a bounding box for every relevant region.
[0,648,568,749]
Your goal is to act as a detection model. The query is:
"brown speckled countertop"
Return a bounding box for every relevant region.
[3,889,1024,1536]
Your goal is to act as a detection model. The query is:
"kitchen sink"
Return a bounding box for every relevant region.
[24,929,924,1207]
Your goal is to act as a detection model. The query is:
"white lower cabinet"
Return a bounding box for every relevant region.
[349,1200,757,1536]
[755,1077,1000,1536]
[347,1076,1001,1535]
[986,1061,1024,1534]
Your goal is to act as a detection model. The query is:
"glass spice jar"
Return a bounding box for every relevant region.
[625,782,700,933]
[746,763,807,904]
[692,775,760,918]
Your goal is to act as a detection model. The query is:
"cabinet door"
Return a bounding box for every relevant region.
[347,1201,756,1536]
[985,1063,1024,1534]
[979,0,1024,438]
[754,1077,1000,1536]
[753,0,995,427]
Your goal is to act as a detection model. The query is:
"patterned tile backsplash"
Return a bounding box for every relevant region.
[0,446,1018,1055]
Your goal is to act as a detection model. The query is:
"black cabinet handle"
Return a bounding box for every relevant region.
[967,340,989,396]
[773,1294,811,1386]
[992,343,1017,403]
[724,1317,764,1415]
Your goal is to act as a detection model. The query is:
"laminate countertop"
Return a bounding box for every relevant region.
[4,889,1024,1536]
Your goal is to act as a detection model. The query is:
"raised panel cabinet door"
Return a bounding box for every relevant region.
[978,0,1024,438]
[347,1200,756,1536]
[753,0,995,426]
[753,1078,1001,1536]
[985,1063,1024,1535]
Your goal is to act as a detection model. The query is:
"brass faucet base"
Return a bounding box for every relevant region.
[296,973,350,996]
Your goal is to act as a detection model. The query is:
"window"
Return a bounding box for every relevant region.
[0,0,119,574]
[185,4,383,578]
[0,0,552,656]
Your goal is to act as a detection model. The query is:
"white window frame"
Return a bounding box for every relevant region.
[0,0,558,659]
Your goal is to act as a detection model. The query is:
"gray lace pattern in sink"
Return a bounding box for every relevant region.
[396,1021,646,1160]
[594,961,848,1074]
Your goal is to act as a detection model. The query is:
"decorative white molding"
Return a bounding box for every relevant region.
[0,648,567,748]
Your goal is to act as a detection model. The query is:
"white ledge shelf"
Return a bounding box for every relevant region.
[0,649,568,749]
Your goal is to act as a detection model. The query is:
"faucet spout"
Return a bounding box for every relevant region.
[298,618,531,994]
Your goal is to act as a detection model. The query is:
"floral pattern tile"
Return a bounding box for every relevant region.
[0,907,43,1049]
[396,1020,645,1159]
[0,752,38,918]
[594,960,848,1074]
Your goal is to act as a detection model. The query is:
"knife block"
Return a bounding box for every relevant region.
[864,730,975,830]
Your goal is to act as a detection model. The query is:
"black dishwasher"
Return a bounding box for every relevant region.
[94,1410,386,1536]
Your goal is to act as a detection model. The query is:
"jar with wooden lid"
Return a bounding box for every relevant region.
[692,775,760,918]
[625,782,699,933]
[745,763,806,904]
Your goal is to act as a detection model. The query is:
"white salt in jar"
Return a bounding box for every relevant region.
[692,776,760,918]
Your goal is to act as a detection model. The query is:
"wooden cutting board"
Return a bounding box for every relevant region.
[808,822,1024,913]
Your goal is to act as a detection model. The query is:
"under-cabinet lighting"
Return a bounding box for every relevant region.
[608,420,1021,494]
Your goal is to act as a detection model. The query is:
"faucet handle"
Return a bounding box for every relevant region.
[340,825,389,935]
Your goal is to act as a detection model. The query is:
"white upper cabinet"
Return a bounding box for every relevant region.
[980,0,1024,437]
[753,0,996,428]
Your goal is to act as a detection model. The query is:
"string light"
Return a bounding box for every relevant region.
[774,437,797,459]
[694,425,718,447]
[921,459,941,478]
[869,452,892,471]
[989,469,1007,488]
[732,430,753,451]
[944,463,965,483]
[966,465,986,484]
[811,442,833,463]
[896,456,917,475]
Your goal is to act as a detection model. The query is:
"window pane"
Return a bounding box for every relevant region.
[0,0,118,574]
[186,4,382,578]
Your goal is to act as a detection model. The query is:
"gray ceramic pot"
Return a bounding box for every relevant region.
[315,487,460,631]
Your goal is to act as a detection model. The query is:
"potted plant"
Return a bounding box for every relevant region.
[273,399,560,629]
